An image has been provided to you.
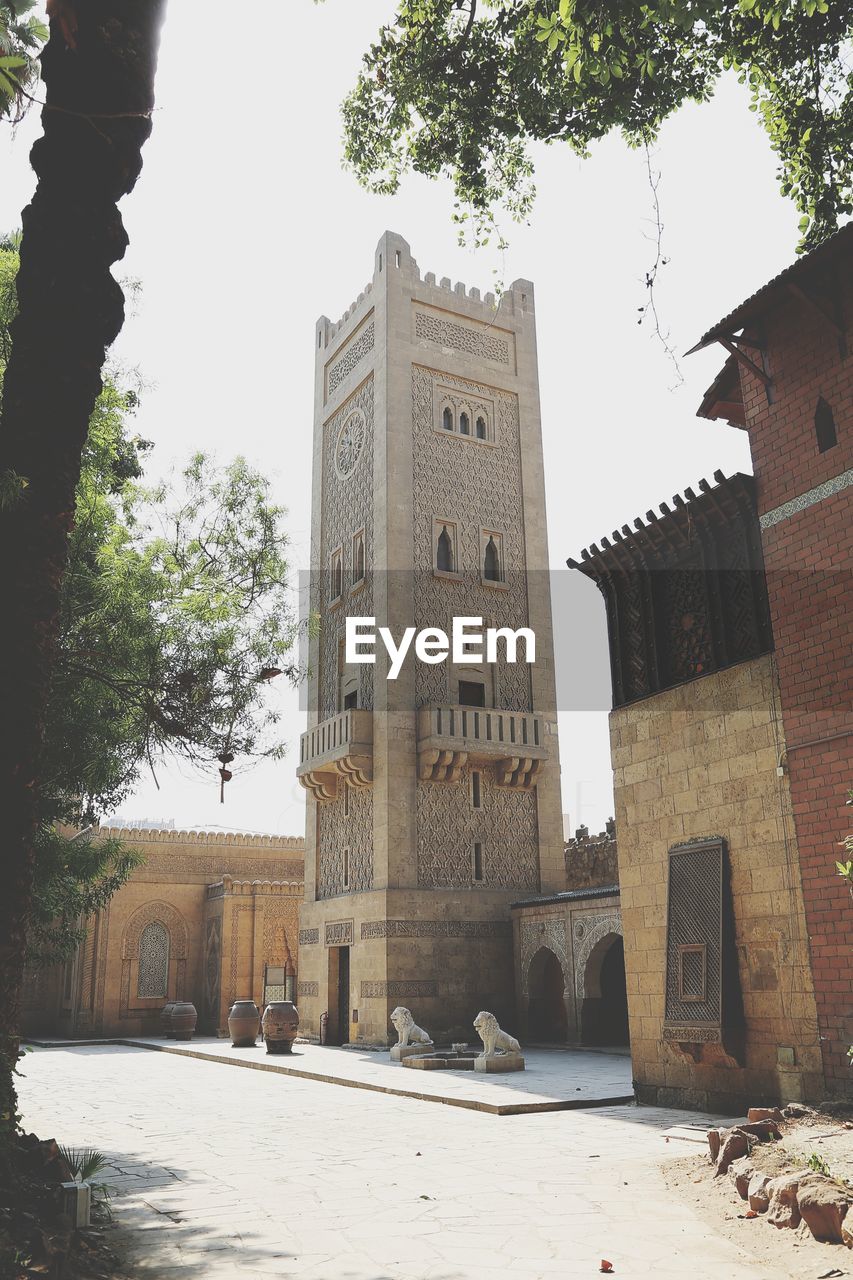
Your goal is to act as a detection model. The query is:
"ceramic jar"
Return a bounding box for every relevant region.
[262,1000,299,1054]
[169,1001,197,1042]
[160,1002,176,1038]
[228,999,260,1047]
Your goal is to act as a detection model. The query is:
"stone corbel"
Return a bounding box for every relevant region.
[494,757,542,790]
[299,770,338,802]
[418,748,468,783]
[298,752,374,803]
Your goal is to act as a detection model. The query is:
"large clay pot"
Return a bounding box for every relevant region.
[170,1001,197,1042]
[262,1000,299,1054]
[160,1002,176,1038]
[228,999,260,1047]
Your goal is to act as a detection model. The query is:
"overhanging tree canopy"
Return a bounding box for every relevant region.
[342,0,853,249]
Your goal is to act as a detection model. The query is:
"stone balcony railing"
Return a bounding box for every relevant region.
[297,708,373,802]
[416,704,546,790]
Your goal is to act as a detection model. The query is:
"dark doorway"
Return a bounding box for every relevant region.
[527,947,568,1043]
[581,934,629,1047]
[327,946,350,1045]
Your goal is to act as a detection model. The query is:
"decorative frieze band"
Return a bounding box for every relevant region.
[325,920,354,947]
[297,981,319,998]
[759,468,853,529]
[361,919,511,940]
[360,980,439,999]
[661,1025,721,1044]
[298,928,319,946]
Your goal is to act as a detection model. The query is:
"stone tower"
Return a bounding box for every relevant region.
[296,232,563,1045]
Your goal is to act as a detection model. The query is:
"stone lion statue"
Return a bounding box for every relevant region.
[474,1010,521,1058]
[390,1006,432,1048]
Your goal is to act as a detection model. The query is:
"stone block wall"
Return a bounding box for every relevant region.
[612,654,824,1112]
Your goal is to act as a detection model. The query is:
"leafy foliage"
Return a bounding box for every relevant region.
[341,0,853,250]
[0,241,299,965]
[0,1,47,122]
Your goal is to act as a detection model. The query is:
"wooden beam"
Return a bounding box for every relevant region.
[718,337,771,387]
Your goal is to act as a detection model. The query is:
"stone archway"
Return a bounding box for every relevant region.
[527,946,569,1043]
[579,931,629,1047]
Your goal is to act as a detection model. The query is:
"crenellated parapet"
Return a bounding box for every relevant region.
[99,825,304,851]
[564,820,618,892]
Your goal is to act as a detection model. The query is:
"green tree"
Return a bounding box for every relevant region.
[0,0,47,122]
[341,0,853,250]
[1,245,299,969]
[0,1,166,1171]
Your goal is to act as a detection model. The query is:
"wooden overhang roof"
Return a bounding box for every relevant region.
[566,470,756,577]
[697,353,745,428]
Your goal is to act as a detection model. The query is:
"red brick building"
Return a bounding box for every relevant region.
[695,223,853,1097]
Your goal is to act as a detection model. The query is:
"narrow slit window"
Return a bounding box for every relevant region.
[472,842,484,882]
[815,397,837,452]
[343,786,350,818]
[471,770,482,809]
[475,415,487,440]
[484,534,502,582]
[352,530,365,586]
[343,847,350,889]
[330,548,343,602]
[459,411,470,436]
[442,406,454,432]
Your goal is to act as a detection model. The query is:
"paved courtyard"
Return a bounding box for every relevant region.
[18,1044,779,1279]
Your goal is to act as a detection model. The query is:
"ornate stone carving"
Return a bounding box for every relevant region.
[520,917,569,996]
[390,1006,432,1048]
[334,408,367,479]
[298,928,319,945]
[324,919,353,947]
[297,981,319,998]
[361,919,511,940]
[317,782,372,898]
[474,1010,521,1057]
[203,915,221,1029]
[416,763,538,890]
[262,900,298,966]
[415,309,510,365]
[360,980,438,998]
[411,366,531,714]
[228,904,254,1007]
[573,912,622,1001]
[327,319,375,396]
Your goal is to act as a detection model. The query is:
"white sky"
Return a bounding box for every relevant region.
[1,1,802,838]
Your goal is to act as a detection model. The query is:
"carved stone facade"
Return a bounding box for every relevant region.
[22,827,304,1039]
[298,233,565,1046]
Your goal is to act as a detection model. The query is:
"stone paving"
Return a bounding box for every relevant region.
[17,1044,781,1279]
[106,1037,635,1114]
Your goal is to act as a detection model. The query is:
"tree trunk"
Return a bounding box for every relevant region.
[0,0,166,1173]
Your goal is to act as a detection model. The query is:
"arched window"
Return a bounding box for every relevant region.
[138,921,169,998]
[475,415,487,440]
[442,406,454,431]
[459,411,470,435]
[437,525,454,573]
[815,396,837,452]
[484,534,501,582]
[330,547,343,602]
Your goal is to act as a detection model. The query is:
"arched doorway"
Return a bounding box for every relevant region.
[580,933,629,1047]
[527,946,569,1043]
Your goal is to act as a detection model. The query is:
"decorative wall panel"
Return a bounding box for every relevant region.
[519,917,569,996]
[411,366,531,712]
[137,921,169,998]
[415,308,511,366]
[317,782,373,898]
[327,319,374,396]
[360,980,439,998]
[416,764,538,889]
[361,919,511,940]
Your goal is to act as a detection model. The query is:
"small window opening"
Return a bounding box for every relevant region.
[331,551,343,602]
[318,331,322,348]
[472,842,484,882]
[343,785,350,817]
[352,531,365,585]
[471,771,482,809]
[475,415,487,440]
[459,411,470,435]
[459,680,486,708]
[343,847,350,889]
[395,250,401,268]
[379,252,383,272]
[344,690,358,711]
[436,524,454,572]
[484,535,501,582]
[442,406,454,431]
[815,396,837,452]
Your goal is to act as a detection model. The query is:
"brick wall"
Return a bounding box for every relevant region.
[612,655,823,1112]
[733,272,853,1093]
